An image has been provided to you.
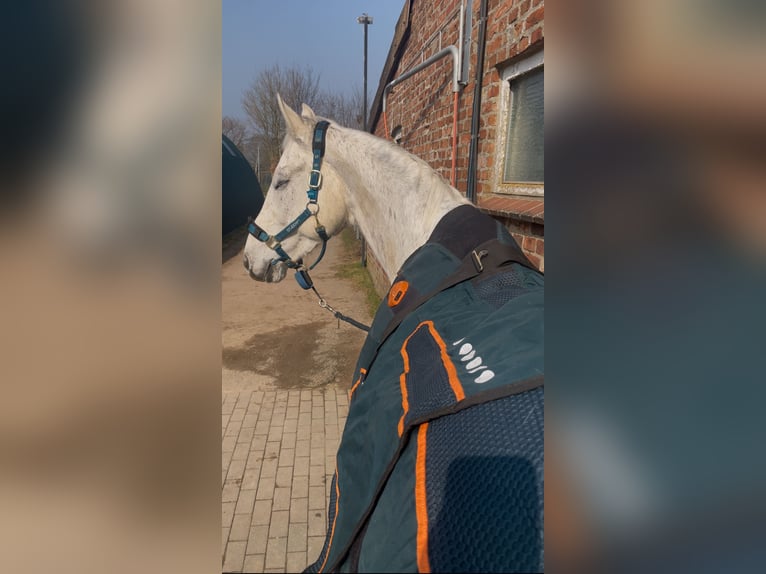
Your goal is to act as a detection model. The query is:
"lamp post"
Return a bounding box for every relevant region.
[357,13,373,266]
[357,13,373,131]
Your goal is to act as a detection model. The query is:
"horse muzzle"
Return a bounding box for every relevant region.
[244,254,287,283]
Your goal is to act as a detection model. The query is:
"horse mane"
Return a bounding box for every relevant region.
[302,116,468,280]
[327,117,464,200]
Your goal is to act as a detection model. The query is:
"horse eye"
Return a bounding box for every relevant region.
[274,179,289,190]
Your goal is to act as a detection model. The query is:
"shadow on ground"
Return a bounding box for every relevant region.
[223,225,248,264]
[223,321,360,390]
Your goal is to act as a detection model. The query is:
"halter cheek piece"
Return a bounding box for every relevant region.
[247,121,331,288]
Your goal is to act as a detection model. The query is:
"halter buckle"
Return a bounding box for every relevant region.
[306,201,320,215]
[308,170,323,190]
[265,236,281,250]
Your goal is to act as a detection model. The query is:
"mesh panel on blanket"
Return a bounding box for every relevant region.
[403,323,461,422]
[425,388,544,573]
[473,267,529,309]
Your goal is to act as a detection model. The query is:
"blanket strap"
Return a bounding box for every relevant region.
[360,238,534,376]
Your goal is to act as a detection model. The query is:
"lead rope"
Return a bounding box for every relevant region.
[294,258,370,332]
[309,284,370,332]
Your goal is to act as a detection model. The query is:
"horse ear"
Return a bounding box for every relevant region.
[301,103,317,120]
[277,93,308,140]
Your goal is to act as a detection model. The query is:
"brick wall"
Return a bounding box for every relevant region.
[493,213,545,271]
[370,0,544,275]
[364,243,393,298]
[373,0,464,184]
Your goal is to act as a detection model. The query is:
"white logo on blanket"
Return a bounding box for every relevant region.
[453,338,495,384]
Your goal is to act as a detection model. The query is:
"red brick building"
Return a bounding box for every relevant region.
[366,0,544,292]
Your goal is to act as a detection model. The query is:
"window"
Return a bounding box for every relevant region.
[497,51,544,196]
[504,67,544,183]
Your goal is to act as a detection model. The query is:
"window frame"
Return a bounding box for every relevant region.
[494,50,544,197]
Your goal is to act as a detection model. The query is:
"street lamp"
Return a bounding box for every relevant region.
[357,13,373,267]
[357,13,373,131]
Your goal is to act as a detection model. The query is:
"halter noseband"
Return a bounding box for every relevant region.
[247,121,331,287]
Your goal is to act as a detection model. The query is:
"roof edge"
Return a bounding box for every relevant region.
[368,0,413,134]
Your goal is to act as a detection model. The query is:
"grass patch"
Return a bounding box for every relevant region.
[336,227,382,317]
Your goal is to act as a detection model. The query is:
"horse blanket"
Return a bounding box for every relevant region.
[306,205,544,573]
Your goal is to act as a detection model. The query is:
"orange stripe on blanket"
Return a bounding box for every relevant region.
[415,423,431,573]
[348,368,367,400]
[422,321,465,402]
[317,466,340,573]
[397,321,465,436]
[397,355,410,437]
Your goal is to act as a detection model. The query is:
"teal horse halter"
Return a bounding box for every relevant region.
[245,119,369,331]
[247,121,331,286]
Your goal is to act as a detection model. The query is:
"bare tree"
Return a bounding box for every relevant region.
[239,133,271,186]
[241,64,372,176]
[222,116,248,148]
[316,86,366,130]
[242,64,322,169]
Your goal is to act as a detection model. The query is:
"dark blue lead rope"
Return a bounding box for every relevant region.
[309,283,370,332]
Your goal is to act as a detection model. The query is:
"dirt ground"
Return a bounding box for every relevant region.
[222,227,373,394]
[221,226,375,572]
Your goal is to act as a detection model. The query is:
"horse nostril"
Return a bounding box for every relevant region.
[243,255,250,271]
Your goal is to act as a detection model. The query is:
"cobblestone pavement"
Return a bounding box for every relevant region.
[222,384,348,573]
[222,232,370,573]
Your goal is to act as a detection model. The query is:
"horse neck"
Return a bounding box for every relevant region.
[328,128,469,282]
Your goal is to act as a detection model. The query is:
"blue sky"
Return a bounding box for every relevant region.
[222,1,404,122]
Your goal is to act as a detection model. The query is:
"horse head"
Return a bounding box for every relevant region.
[243,95,348,282]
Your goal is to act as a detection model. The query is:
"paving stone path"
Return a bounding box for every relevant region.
[222,231,371,573]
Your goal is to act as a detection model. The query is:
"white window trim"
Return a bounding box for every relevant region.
[501,50,544,83]
[494,50,544,197]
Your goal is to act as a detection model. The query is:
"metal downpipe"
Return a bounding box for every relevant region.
[466,0,488,204]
